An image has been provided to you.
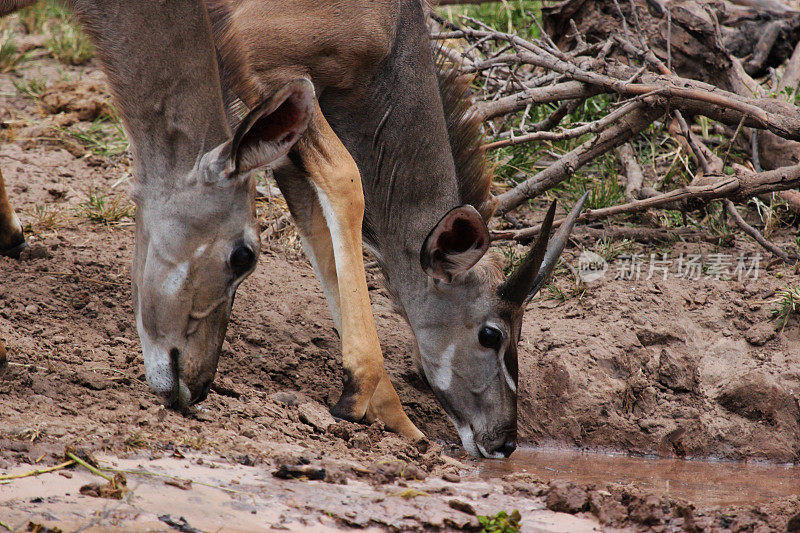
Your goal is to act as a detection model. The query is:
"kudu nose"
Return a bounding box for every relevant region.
[498,440,517,458]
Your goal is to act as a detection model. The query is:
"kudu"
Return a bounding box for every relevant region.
[209,0,586,457]
[0,1,320,411]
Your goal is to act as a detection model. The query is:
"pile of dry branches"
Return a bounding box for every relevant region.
[432,0,800,263]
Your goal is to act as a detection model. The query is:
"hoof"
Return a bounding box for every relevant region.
[0,239,28,259]
[329,399,364,424]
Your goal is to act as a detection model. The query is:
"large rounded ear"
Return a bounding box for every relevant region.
[224,78,315,177]
[420,205,489,283]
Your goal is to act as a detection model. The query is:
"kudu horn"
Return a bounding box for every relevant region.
[498,191,589,305]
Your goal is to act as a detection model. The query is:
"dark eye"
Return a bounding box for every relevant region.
[478,326,503,350]
[229,246,256,276]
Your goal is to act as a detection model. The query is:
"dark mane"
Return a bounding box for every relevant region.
[436,60,497,221]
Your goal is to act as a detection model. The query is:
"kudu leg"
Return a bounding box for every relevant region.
[292,103,423,440]
[0,166,27,259]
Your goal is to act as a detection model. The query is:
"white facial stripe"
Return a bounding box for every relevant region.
[162,261,189,295]
[455,423,481,457]
[499,345,517,393]
[193,244,208,258]
[420,343,455,391]
[136,312,172,395]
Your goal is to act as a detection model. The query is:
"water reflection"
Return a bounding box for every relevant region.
[476,447,800,507]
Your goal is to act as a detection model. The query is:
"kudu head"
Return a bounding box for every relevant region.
[132,81,314,412]
[412,193,587,458]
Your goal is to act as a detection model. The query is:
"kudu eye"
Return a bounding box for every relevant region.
[478,326,503,350]
[229,246,256,276]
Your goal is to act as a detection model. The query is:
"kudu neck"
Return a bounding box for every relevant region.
[68,0,231,185]
[321,0,463,310]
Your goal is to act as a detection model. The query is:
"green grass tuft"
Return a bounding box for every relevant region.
[77,190,135,224]
[478,510,521,533]
[59,115,129,158]
[0,31,30,73]
[771,285,800,330]
[45,21,93,65]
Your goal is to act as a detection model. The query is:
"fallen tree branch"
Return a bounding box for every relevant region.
[492,163,800,240]
[571,224,724,244]
[495,104,664,215]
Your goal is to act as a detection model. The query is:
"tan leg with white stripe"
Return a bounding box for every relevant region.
[294,102,423,440]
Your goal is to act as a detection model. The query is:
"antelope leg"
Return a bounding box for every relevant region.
[293,102,423,440]
[0,166,27,259]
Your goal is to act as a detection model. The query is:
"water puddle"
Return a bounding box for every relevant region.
[477,447,800,507]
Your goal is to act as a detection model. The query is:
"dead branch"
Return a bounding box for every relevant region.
[484,99,641,150]
[492,163,800,241]
[431,1,800,242]
[724,199,797,263]
[617,143,644,201]
[571,224,725,244]
[470,82,601,122]
[495,104,664,215]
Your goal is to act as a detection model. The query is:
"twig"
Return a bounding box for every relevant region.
[0,460,75,481]
[723,200,795,263]
[484,99,642,149]
[66,452,114,482]
[495,104,664,215]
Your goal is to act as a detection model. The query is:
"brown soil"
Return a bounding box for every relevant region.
[1,39,799,532]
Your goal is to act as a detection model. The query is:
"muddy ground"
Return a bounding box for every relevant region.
[1,35,800,532]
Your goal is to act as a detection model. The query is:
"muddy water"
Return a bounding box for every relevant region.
[477,447,800,507]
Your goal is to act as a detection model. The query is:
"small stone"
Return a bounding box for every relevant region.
[588,490,627,525]
[442,472,461,483]
[273,464,325,481]
[744,323,776,346]
[351,433,371,451]
[658,349,699,393]
[270,391,306,407]
[448,499,475,515]
[545,481,588,513]
[24,304,39,314]
[297,402,335,432]
[628,494,664,525]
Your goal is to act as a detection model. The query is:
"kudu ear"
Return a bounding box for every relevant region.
[497,191,589,306]
[420,205,490,283]
[224,79,315,177]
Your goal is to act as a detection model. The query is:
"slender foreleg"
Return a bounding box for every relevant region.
[0,167,27,259]
[289,102,423,440]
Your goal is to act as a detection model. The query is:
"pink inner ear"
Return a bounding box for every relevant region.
[246,98,302,144]
[436,216,486,253]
